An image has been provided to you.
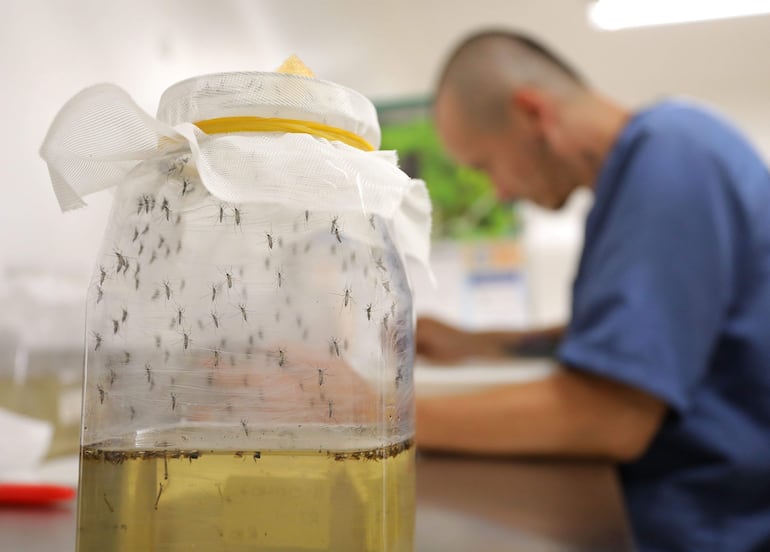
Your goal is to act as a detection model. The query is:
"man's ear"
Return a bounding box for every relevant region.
[510,87,554,138]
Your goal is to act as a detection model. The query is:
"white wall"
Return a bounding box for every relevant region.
[2,0,769,311]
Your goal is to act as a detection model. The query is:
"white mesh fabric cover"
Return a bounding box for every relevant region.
[39,73,431,269]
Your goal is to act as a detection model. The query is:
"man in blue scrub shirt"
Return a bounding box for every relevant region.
[416,30,770,552]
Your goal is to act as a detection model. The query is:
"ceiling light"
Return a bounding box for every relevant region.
[588,0,770,31]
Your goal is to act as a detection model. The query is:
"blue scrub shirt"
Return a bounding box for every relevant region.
[559,101,770,552]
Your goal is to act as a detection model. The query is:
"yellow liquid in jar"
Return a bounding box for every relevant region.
[76,441,415,551]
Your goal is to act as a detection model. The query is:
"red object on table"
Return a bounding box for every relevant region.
[0,484,76,506]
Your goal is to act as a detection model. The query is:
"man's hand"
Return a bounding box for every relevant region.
[416,317,565,363]
[416,317,485,363]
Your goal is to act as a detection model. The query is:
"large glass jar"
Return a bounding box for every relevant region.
[41,67,431,552]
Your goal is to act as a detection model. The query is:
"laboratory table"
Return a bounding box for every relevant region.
[0,453,633,551]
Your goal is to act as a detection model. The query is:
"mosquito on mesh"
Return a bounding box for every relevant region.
[181,177,192,197]
[161,198,170,221]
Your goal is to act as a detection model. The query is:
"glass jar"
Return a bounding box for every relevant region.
[41,68,431,552]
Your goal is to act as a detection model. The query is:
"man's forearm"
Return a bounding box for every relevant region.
[416,368,666,461]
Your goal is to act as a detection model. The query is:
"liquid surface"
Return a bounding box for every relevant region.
[77,441,414,552]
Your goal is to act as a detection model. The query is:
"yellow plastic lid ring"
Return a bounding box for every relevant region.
[193,116,375,152]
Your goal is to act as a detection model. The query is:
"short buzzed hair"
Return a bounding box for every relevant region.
[436,30,587,127]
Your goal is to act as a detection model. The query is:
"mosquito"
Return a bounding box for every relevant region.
[112,319,120,335]
[366,303,373,321]
[96,285,104,304]
[93,332,103,351]
[121,308,128,324]
[395,368,404,389]
[211,311,219,329]
[161,198,170,221]
[240,419,249,437]
[163,280,172,300]
[132,227,139,243]
[115,250,127,273]
[238,304,248,323]
[329,337,341,357]
[97,385,105,404]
